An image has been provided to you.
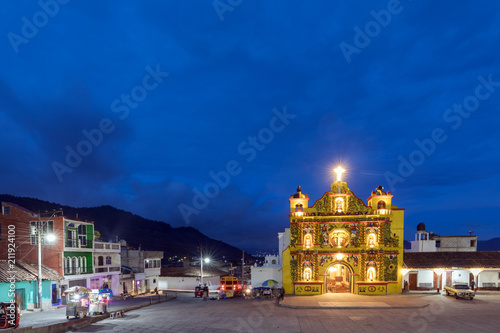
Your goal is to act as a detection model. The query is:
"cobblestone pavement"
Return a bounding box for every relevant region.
[64,292,500,333]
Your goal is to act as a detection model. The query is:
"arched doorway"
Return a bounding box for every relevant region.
[324,262,354,294]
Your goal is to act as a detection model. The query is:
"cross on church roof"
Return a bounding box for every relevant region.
[333,166,345,182]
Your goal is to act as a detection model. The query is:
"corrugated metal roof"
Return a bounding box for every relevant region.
[0,260,62,282]
[403,251,500,269]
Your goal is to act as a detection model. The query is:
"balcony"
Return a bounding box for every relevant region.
[65,239,93,249]
[94,266,121,273]
[94,241,120,252]
[64,267,94,275]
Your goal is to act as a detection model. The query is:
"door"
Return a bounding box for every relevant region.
[409,272,418,290]
[14,289,25,310]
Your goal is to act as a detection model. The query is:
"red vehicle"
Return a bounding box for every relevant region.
[194,285,204,297]
[0,302,20,329]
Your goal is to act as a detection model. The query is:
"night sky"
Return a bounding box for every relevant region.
[2,1,500,252]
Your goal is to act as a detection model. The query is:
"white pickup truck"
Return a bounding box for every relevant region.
[443,284,475,300]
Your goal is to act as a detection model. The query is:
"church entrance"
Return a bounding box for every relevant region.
[325,262,353,293]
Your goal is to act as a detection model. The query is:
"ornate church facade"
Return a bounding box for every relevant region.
[281,167,405,295]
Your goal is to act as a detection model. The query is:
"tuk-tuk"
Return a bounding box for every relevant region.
[0,302,20,329]
[63,286,91,319]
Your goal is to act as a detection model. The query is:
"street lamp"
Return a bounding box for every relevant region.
[37,210,60,310]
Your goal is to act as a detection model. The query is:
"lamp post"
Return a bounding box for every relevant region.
[37,210,60,310]
[199,246,210,285]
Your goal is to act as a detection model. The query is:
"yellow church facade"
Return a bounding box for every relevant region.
[281,167,405,295]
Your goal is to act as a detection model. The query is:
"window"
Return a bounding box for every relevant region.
[377,201,386,209]
[106,256,112,265]
[2,206,10,215]
[98,256,104,266]
[436,240,441,248]
[78,225,87,246]
[295,204,303,212]
[470,240,476,247]
[29,221,54,245]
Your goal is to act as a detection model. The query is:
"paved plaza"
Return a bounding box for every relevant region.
[15,291,500,332]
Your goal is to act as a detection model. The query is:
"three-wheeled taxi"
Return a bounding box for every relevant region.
[63,286,91,319]
[0,302,20,329]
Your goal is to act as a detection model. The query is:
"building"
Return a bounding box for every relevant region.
[92,239,121,296]
[62,217,96,291]
[0,202,111,305]
[403,251,500,291]
[120,240,163,294]
[0,202,65,308]
[407,223,477,252]
[281,166,405,295]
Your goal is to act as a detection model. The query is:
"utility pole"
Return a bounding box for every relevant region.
[200,246,204,285]
[241,249,245,281]
[37,209,62,310]
[37,211,42,310]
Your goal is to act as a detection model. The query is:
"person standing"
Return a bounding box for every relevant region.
[470,280,475,291]
[203,284,208,301]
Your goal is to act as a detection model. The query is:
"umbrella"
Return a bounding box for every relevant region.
[63,286,92,295]
[262,279,279,287]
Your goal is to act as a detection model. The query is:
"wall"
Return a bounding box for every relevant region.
[157,276,220,290]
[0,280,53,310]
[251,267,282,287]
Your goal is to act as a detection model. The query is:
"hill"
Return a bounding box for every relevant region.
[0,194,246,261]
[478,238,500,251]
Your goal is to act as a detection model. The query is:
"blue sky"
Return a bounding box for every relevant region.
[1,0,500,251]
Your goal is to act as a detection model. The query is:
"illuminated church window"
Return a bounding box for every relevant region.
[377,201,386,209]
[304,268,312,281]
[335,198,344,212]
[367,267,376,281]
[368,233,377,248]
[304,234,312,248]
[295,204,303,212]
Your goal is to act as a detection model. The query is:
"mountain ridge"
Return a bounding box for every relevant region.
[0,194,247,261]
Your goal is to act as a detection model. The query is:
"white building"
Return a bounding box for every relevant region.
[251,254,282,288]
[92,240,121,296]
[403,251,500,291]
[407,223,477,253]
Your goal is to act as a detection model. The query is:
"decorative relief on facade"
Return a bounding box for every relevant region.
[313,195,330,212]
[383,255,398,282]
[329,229,350,248]
[347,195,368,213]
[382,221,399,247]
[290,224,299,247]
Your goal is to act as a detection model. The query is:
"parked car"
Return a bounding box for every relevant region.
[444,284,475,300]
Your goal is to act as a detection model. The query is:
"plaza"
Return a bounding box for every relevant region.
[15,291,500,332]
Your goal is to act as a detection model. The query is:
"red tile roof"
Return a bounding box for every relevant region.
[403,251,500,269]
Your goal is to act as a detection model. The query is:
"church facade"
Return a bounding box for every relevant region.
[281,167,405,295]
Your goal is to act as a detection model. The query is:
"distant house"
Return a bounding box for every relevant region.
[159,265,228,290]
[0,260,61,310]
